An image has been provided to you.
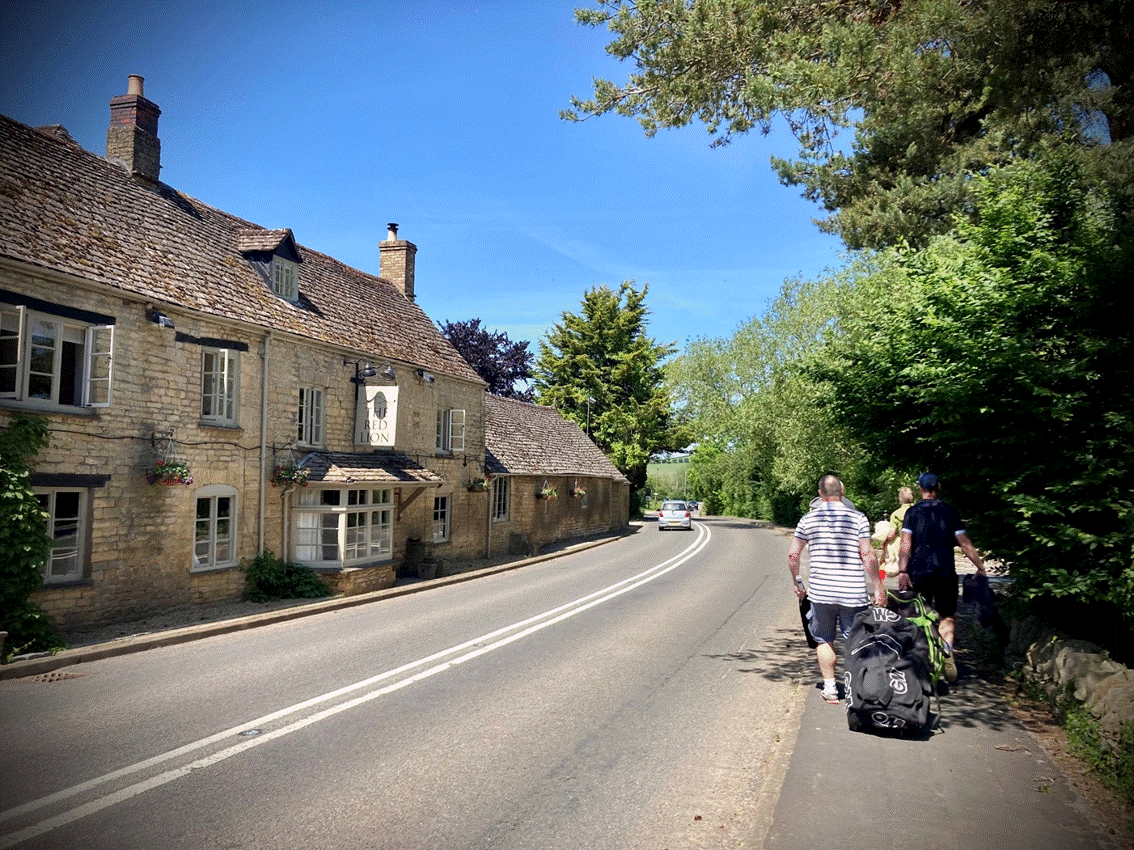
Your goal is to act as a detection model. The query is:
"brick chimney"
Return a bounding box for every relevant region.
[106,74,161,183]
[379,222,417,301]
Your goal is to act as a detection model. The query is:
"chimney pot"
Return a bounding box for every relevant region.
[387,223,398,240]
[127,74,144,96]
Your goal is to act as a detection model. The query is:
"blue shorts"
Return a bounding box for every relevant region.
[809,602,869,645]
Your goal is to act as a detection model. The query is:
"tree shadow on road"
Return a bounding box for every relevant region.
[706,617,1027,736]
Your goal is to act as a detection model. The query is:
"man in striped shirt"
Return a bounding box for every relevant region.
[788,474,886,704]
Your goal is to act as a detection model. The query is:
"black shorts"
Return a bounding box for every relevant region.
[911,572,959,618]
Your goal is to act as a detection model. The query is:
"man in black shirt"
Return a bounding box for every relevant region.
[897,473,986,681]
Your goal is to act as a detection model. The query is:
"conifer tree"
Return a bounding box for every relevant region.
[534,281,680,489]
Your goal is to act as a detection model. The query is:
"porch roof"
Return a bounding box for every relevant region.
[300,451,444,486]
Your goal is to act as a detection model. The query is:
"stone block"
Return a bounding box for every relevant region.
[1051,639,1124,702]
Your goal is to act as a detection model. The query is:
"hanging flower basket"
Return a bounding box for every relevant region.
[537,486,558,500]
[465,477,489,492]
[570,484,586,499]
[146,458,193,486]
[272,463,310,489]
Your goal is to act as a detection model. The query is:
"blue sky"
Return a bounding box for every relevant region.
[0,0,847,356]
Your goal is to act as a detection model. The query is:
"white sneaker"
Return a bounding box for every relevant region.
[821,685,840,705]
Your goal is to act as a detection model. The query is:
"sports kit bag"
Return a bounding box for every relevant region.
[843,593,938,735]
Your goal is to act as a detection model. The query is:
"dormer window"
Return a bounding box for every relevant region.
[272,256,298,301]
[236,227,302,304]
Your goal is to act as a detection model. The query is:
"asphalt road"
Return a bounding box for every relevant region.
[0,517,810,850]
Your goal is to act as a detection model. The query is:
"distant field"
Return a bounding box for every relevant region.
[646,461,691,502]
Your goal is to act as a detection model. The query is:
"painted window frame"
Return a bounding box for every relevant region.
[200,347,239,425]
[297,386,325,447]
[1,303,114,409]
[33,488,87,584]
[435,408,465,453]
[271,256,298,301]
[492,477,509,522]
[193,485,238,571]
[432,494,450,543]
[292,487,393,567]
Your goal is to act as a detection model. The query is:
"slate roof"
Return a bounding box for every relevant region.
[299,450,444,486]
[483,394,629,482]
[0,114,482,384]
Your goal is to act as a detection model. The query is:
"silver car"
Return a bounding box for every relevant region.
[657,500,692,530]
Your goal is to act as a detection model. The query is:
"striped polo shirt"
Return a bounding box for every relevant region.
[794,500,871,606]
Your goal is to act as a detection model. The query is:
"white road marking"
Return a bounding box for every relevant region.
[1,523,710,848]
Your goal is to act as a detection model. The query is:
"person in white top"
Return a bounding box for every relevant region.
[788,474,886,703]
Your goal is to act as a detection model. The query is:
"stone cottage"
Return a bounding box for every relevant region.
[483,394,630,559]
[0,76,629,629]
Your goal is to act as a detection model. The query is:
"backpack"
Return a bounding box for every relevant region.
[842,598,936,735]
[884,588,946,686]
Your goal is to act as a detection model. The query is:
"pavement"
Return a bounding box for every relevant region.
[758,570,1129,850]
[3,528,1128,849]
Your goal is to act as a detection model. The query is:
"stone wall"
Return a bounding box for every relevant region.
[1011,616,1134,756]
[487,475,630,558]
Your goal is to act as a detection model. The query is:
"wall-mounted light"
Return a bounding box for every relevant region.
[379,365,396,381]
[146,306,174,329]
[347,360,378,384]
[415,369,435,384]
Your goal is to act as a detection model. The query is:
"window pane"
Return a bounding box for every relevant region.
[321,514,340,561]
[0,307,20,395]
[60,338,81,406]
[297,388,307,442]
[29,319,55,399]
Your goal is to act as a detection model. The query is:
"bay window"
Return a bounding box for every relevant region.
[293,487,393,567]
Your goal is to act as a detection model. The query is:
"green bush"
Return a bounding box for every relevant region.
[241,551,330,602]
[0,414,66,663]
[2,601,67,663]
[1063,701,1134,807]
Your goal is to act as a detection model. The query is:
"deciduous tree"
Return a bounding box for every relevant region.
[815,159,1134,642]
[566,0,1133,249]
[439,318,534,401]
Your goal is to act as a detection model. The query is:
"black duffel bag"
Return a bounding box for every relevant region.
[843,603,934,735]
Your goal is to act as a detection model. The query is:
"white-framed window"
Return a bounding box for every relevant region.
[272,257,298,301]
[194,485,237,570]
[201,348,239,425]
[1,304,113,408]
[435,408,465,452]
[432,494,450,543]
[297,387,325,446]
[33,488,85,583]
[293,487,393,566]
[492,477,509,521]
